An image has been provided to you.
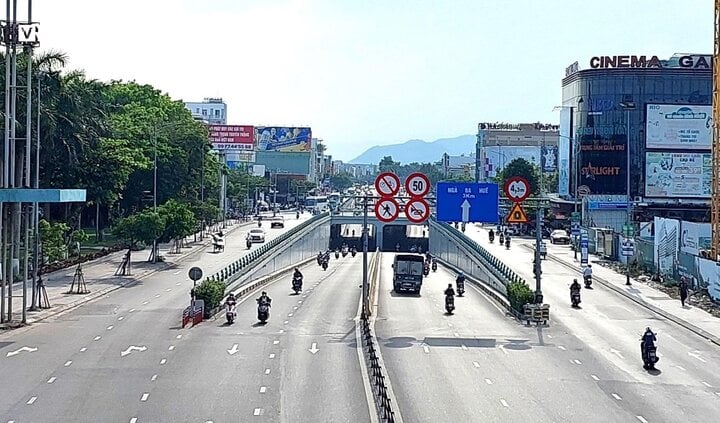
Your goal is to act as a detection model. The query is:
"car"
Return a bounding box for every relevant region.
[270,216,285,229]
[248,228,266,243]
[549,229,570,244]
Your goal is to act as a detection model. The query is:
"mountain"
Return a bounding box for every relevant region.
[348,134,475,165]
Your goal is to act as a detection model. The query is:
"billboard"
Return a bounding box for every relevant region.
[541,145,558,172]
[646,104,712,150]
[654,217,680,276]
[558,107,571,196]
[209,125,254,150]
[578,137,626,195]
[645,152,711,198]
[255,127,312,152]
[680,221,711,256]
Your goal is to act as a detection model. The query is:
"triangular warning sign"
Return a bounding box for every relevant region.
[506,203,529,224]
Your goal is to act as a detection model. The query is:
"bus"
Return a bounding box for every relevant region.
[305,195,329,213]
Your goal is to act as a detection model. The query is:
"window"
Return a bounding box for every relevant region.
[215,109,220,117]
[195,108,200,113]
[202,109,207,116]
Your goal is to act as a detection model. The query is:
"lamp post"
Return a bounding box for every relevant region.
[619,101,635,286]
[151,121,183,263]
[554,99,583,259]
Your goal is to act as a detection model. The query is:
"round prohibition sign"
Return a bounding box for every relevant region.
[503,176,531,202]
[374,198,400,223]
[405,198,430,224]
[405,172,431,198]
[375,172,401,197]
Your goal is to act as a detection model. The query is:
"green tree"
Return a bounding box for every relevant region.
[499,158,540,196]
[378,156,400,173]
[330,173,354,191]
[158,200,197,252]
[544,172,558,193]
[39,219,70,263]
[112,210,166,262]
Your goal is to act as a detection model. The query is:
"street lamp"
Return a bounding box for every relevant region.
[619,101,636,286]
[151,121,183,263]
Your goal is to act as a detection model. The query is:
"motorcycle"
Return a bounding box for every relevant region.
[351,248,357,257]
[296,212,300,219]
[322,260,328,271]
[422,265,430,277]
[445,295,455,314]
[335,250,340,259]
[499,233,505,244]
[641,342,659,370]
[431,261,437,272]
[225,303,237,324]
[292,276,303,294]
[246,238,252,249]
[341,247,348,258]
[584,275,593,289]
[257,221,262,228]
[489,233,495,244]
[257,302,270,323]
[505,238,511,249]
[317,255,323,266]
[571,289,581,308]
[457,281,465,297]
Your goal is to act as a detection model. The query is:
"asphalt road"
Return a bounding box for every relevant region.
[455,226,720,422]
[0,211,351,423]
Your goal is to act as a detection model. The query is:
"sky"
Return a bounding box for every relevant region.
[33,0,714,161]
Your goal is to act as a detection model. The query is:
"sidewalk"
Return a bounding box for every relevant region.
[547,244,720,346]
[1,220,252,326]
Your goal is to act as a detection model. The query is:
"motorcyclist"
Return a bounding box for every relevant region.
[455,272,466,290]
[641,327,656,351]
[489,229,495,242]
[293,267,303,280]
[570,279,581,294]
[444,284,456,297]
[431,259,438,271]
[583,264,593,287]
[225,293,237,307]
[257,291,272,306]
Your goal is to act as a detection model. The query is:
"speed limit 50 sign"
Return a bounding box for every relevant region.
[405,172,430,198]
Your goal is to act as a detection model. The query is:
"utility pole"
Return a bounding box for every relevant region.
[620,101,636,286]
[533,134,545,304]
[361,194,369,317]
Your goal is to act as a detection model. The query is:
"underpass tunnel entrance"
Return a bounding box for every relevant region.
[382,224,429,252]
[330,223,376,251]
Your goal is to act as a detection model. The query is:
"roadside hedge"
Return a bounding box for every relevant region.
[507,281,535,314]
[193,277,225,310]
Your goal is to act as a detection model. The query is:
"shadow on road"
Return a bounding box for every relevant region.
[389,290,421,298]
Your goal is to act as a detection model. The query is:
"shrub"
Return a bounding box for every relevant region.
[193,277,226,310]
[507,280,534,314]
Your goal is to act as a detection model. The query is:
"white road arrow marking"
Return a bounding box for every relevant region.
[227,344,239,355]
[461,200,471,223]
[120,345,147,357]
[610,348,624,359]
[6,346,38,357]
[308,342,319,354]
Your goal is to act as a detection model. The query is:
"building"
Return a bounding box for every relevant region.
[441,153,475,178]
[476,123,559,180]
[560,53,712,226]
[184,98,227,125]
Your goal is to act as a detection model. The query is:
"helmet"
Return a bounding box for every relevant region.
[588,264,592,268]
[448,283,453,288]
[459,271,464,276]
[573,279,578,283]
[646,326,652,332]
[262,291,267,296]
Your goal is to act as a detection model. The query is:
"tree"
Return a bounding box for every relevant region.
[112,210,165,262]
[157,200,197,252]
[379,156,400,173]
[499,158,540,196]
[330,173,354,191]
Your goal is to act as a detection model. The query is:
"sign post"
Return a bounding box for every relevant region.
[404,172,431,224]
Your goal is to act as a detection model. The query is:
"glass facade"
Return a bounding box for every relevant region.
[561,67,711,199]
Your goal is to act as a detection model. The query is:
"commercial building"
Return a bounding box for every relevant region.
[184,98,227,125]
[476,123,559,180]
[559,53,712,226]
[441,153,475,178]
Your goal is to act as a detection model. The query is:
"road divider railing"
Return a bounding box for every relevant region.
[365,248,381,317]
[192,212,331,318]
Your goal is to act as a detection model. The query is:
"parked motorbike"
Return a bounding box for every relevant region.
[445,295,455,314]
[292,276,303,294]
[225,303,236,324]
[257,302,270,323]
[296,212,300,219]
[257,221,262,227]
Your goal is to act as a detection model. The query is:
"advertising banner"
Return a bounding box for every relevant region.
[646,104,712,150]
[696,257,720,301]
[255,127,312,152]
[558,107,571,196]
[209,125,254,150]
[680,221,711,256]
[541,145,558,172]
[645,152,711,198]
[578,136,626,195]
[483,146,543,178]
[654,217,680,276]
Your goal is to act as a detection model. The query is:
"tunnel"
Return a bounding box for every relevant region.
[381,224,429,252]
[329,223,376,251]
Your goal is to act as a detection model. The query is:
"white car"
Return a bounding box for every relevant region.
[248,228,266,243]
[549,229,570,245]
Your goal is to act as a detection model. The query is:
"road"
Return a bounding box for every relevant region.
[440,226,720,422]
[0,212,367,423]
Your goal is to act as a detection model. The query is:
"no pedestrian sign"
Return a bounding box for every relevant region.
[375,198,400,222]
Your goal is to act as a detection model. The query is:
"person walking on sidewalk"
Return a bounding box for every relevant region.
[679,277,689,307]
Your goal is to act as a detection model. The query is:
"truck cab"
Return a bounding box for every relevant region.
[392,254,425,294]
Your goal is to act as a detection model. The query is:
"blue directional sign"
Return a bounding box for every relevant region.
[436,182,499,223]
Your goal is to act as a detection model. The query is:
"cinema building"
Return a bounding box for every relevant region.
[557,53,712,228]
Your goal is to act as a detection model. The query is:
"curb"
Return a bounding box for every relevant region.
[534,245,720,348]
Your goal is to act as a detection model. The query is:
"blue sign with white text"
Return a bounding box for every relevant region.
[436,182,499,223]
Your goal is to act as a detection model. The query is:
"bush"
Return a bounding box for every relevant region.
[507,280,534,314]
[193,277,226,311]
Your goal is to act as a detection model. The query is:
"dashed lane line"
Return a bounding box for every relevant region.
[557,345,566,351]
[107,325,114,330]
[151,374,158,381]
[260,386,267,393]
[485,378,493,385]
[80,347,87,352]
[64,361,72,367]
[253,408,263,416]
[612,393,622,401]
[500,399,509,408]
[269,354,276,359]
[572,359,582,365]
[141,393,149,402]
[46,377,56,384]
[130,418,138,423]
[168,345,175,351]
[129,308,136,313]
[118,316,124,321]
[636,416,648,423]
[94,336,101,341]
[273,340,279,345]
[472,361,480,368]
[265,368,271,375]
[591,375,600,381]
[160,358,167,365]
[26,396,37,405]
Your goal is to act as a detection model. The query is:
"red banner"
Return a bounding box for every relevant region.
[209,125,254,150]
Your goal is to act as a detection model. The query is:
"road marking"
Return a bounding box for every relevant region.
[107,325,114,331]
[26,396,37,405]
[166,288,172,292]
[80,347,87,352]
[473,361,480,368]
[591,374,600,381]
[155,294,160,298]
[47,377,56,384]
[288,313,293,317]
[293,306,298,310]
[176,282,181,286]
[298,300,303,304]
[612,393,622,400]
[173,271,180,275]
[176,334,182,339]
[260,386,267,393]
[547,334,553,338]
[151,374,158,381]
[453,332,460,337]
[557,345,566,351]
[118,316,124,321]
[485,378,493,385]
[94,336,101,341]
[265,368,271,374]
[284,320,289,324]
[141,393,149,402]
[129,308,136,313]
[715,392,720,397]
[689,351,707,363]
[636,416,648,423]
[64,361,72,367]
[253,408,263,416]
[143,301,149,305]
[702,381,712,388]
[168,346,175,351]
[573,359,582,365]
[610,348,624,359]
[674,365,686,371]
[500,399,509,407]
[279,329,285,333]
[160,358,167,365]
[447,322,453,327]
[308,343,319,354]
[130,418,138,423]
[273,340,279,345]
[269,354,276,359]
[461,344,468,351]
[422,345,430,354]
[501,347,508,355]
[121,346,147,357]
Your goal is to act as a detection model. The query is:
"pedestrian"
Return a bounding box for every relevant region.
[679,277,689,307]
